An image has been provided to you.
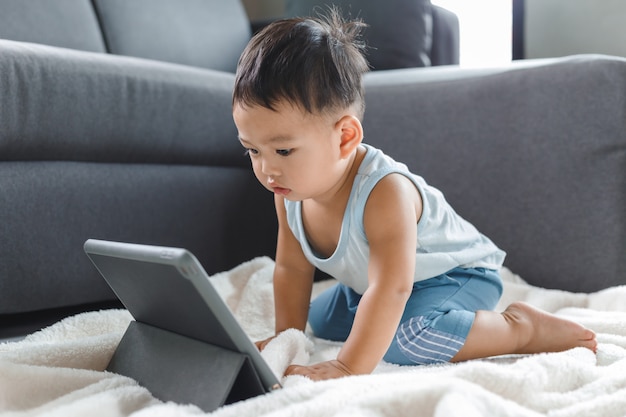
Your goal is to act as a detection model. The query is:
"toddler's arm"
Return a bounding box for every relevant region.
[287,174,422,379]
[257,194,315,347]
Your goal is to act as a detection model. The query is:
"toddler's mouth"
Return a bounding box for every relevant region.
[272,186,291,196]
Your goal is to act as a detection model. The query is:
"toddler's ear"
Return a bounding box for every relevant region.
[337,115,364,159]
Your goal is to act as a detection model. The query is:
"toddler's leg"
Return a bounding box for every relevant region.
[385,268,597,366]
[308,283,361,342]
[451,301,597,362]
[385,267,503,365]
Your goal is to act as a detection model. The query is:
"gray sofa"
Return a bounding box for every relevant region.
[1,1,625,339]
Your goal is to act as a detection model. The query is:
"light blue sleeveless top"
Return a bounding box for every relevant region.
[285,144,506,294]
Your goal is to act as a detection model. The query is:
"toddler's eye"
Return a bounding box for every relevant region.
[244,148,259,156]
[276,149,292,156]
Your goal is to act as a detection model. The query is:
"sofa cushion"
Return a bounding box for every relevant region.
[285,0,433,70]
[0,40,243,167]
[0,0,105,52]
[92,0,251,72]
[430,5,460,66]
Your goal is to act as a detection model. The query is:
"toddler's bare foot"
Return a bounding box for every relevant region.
[503,301,597,354]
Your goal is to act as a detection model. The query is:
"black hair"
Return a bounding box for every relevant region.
[233,8,369,119]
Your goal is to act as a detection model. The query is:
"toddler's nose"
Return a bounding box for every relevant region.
[261,158,280,177]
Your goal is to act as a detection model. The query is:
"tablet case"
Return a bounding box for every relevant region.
[108,320,266,412]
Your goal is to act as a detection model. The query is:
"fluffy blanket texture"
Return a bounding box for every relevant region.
[1,257,626,417]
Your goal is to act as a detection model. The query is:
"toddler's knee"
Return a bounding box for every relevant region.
[308,314,329,339]
[308,316,351,342]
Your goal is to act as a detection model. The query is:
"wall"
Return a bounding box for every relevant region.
[525,0,626,59]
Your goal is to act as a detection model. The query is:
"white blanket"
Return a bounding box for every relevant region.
[2,257,626,417]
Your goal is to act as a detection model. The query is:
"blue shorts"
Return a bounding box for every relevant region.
[308,267,503,366]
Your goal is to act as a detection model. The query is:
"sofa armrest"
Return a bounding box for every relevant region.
[363,55,626,292]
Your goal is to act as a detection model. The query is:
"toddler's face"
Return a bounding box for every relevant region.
[233,101,350,202]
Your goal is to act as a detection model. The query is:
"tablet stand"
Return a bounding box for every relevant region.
[107,321,266,412]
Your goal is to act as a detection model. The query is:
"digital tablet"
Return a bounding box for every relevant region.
[83,239,282,395]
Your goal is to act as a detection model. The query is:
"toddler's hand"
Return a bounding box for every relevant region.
[254,335,277,351]
[285,360,353,381]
